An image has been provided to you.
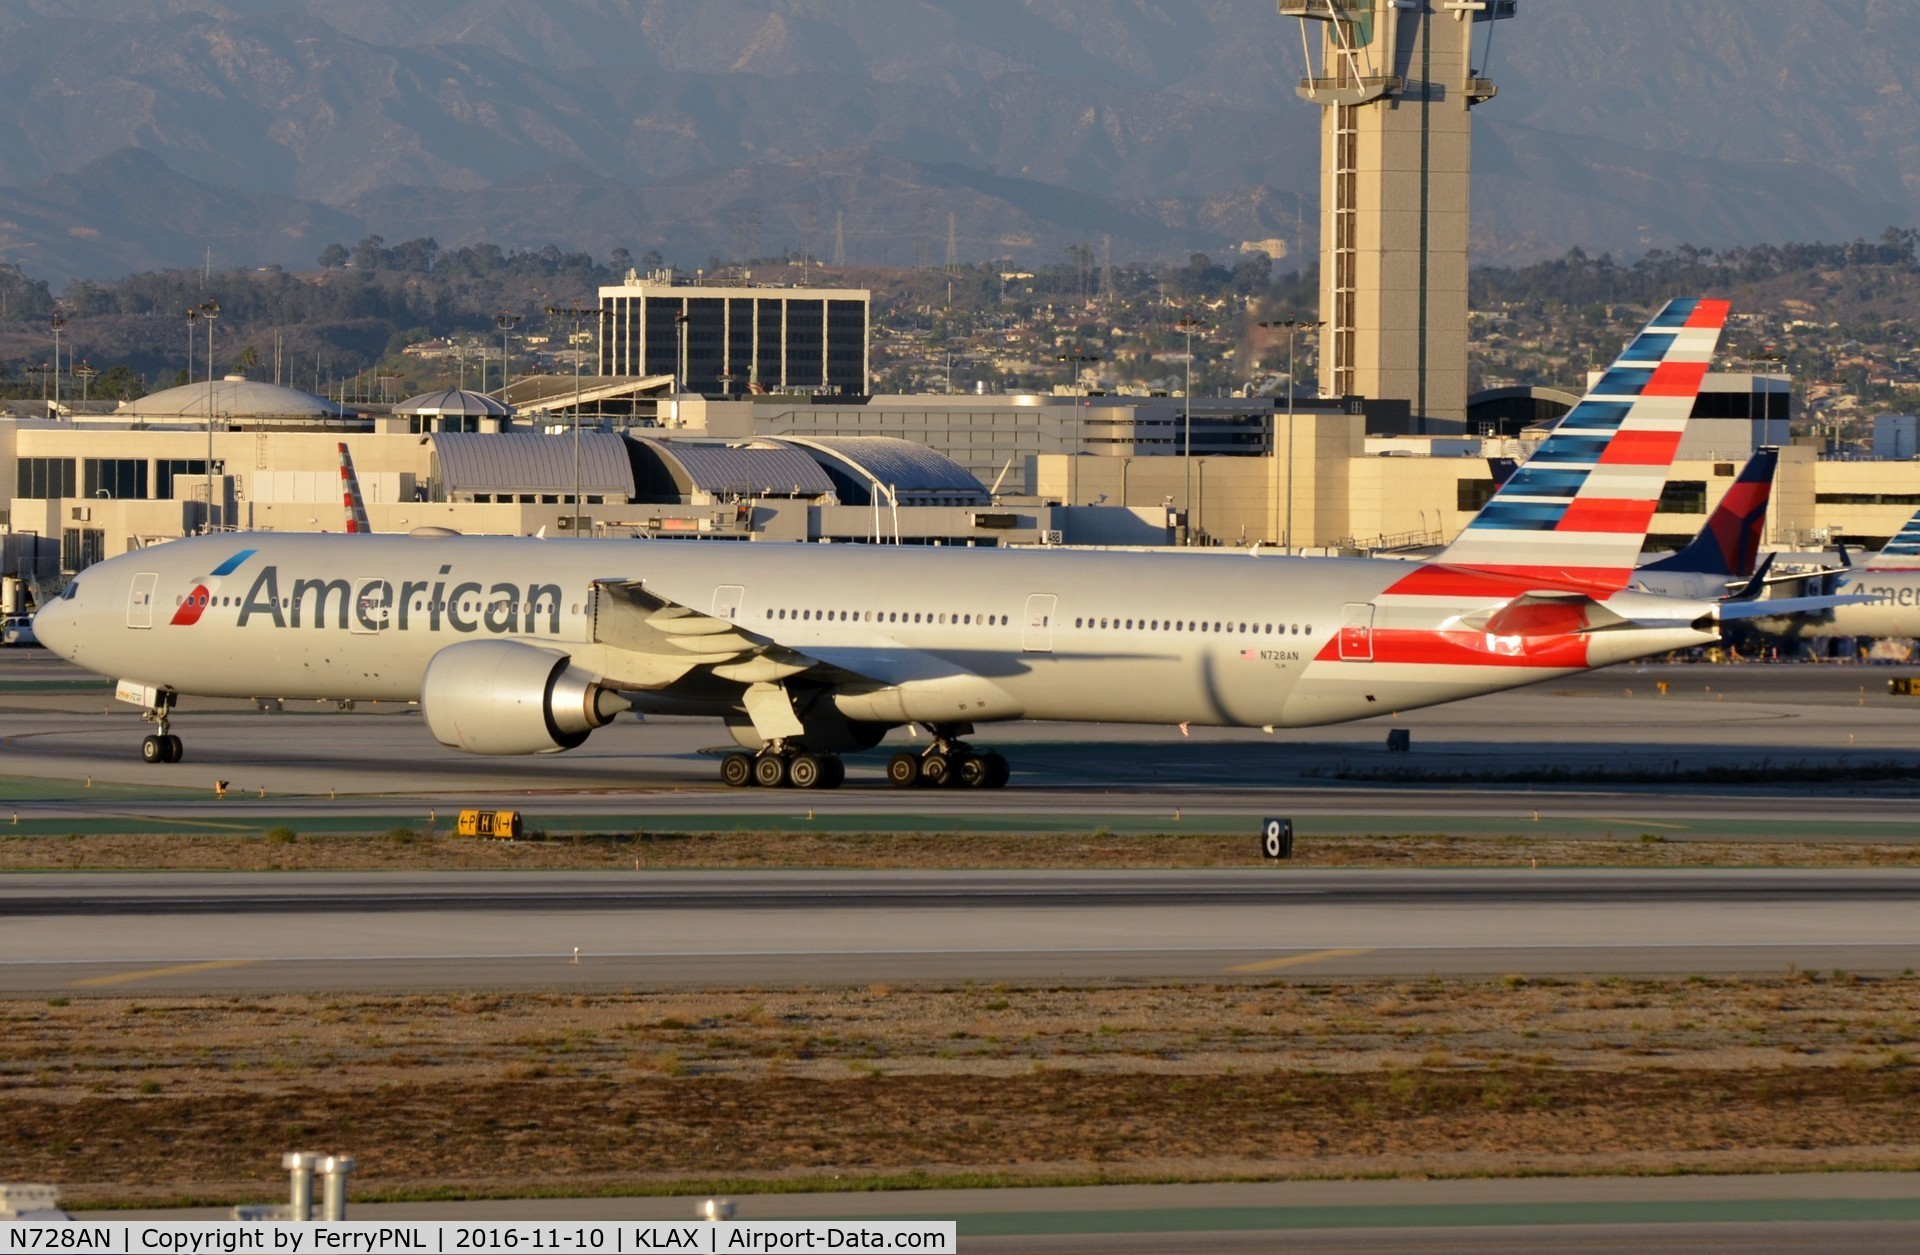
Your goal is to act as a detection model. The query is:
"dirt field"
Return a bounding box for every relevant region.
[6,973,1918,1208]
[4,829,1920,871]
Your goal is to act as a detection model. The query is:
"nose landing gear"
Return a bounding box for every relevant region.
[138,691,183,764]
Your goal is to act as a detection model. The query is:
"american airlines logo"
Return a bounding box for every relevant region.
[186,555,566,636]
[168,548,258,626]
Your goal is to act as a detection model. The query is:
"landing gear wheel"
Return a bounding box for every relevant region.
[887,752,921,789]
[753,754,789,788]
[981,750,1010,789]
[141,734,169,764]
[788,753,825,790]
[958,754,992,788]
[819,755,846,790]
[720,752,755,788]
[919,752,953,788]
[165,734,183,763]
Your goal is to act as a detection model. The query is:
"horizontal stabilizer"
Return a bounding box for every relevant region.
[1715,592,1875,623]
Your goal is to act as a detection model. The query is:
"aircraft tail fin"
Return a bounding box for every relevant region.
[1641,445,1777,579]
[1435,297,1729,588]
[338,442,372,535]
[1865,505,1920,570]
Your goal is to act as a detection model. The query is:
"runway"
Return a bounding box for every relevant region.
[5,654,1920,838]
[6,867,1919,994]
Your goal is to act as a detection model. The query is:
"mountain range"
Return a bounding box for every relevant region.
[0,0,1912,282]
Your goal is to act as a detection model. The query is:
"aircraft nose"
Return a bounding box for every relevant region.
[31,601,71,658]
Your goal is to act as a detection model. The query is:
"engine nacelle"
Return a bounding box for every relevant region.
[421,640,627,755]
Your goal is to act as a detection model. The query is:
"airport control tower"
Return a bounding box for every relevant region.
[1280,0,1514,423]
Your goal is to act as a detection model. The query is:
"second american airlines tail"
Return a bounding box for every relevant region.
[32,301,1850,786]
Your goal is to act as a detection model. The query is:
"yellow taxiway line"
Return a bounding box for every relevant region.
[1228,946,1373,974]
[69,959,258,988]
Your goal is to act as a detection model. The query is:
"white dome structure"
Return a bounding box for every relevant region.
[118,376,355,424]
[394,388,514,418]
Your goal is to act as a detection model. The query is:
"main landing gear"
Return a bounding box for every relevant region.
[887,732,1010,790]
[720,745,848,790]
[718,728,1012,790]
[138,691,183,764]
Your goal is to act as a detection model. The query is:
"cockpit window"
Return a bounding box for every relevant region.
[61,581,80,600]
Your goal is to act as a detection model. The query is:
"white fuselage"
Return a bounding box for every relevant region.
[1795,567,1920,639]
[35,532,1718,735]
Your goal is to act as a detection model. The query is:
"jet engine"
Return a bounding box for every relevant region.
[421,640,627,755]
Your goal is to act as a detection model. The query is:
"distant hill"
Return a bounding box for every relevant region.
[0,0,1911,281]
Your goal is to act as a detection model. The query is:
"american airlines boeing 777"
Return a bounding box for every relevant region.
[32,300,1841,788]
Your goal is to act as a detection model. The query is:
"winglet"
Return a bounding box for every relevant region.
[338,442,372,535]
[1435,298,1730,588]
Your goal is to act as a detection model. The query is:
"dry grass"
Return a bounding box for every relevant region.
[3,830,1919,871]
[6,974,1919,1206]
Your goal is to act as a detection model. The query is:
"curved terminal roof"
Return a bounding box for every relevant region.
[631,437,836,501]
[121,377,354,421]
[784,435,986,506]
[394,388,514,418]
[432,432,636,499]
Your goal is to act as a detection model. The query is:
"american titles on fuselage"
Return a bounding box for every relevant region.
[192,560,566,637]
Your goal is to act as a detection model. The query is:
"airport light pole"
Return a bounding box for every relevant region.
[1174,316,1206,543]
[1257,317,1322,552]
[495,310,521,396]
[545,304,607,536]
[1057,351,1100,507]
[198,299,220,532]
[48,310,66,409]
[73,361,97,403]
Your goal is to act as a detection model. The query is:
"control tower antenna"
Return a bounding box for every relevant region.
[1279,0,1514,424]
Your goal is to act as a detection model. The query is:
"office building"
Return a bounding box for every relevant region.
[598,270,870,397]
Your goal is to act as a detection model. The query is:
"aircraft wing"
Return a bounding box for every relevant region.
[589,578,867,688]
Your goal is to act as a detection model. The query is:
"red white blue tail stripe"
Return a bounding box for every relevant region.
[339,442,372,534]
[1434,298,1728,588]
[1867,506,1920,570]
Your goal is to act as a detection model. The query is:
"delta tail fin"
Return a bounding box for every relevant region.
[1435,298,1729,588]
[1641,445,1777,579]
[338,442,372,534]
[1866,505,1920,570]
